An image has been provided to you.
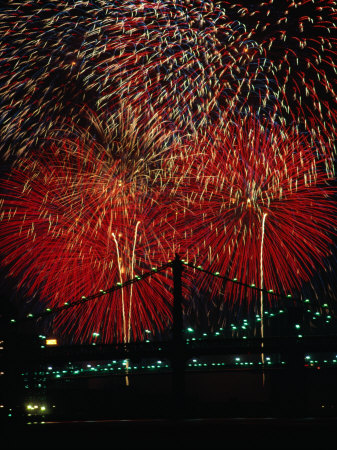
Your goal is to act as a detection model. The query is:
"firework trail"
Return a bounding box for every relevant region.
[222,0,337,161]
[162,115,337,311]
[0,1,95,159]
[0,128,178,344]
[1,1,336,163]
[85,0,270,132]
[0,0,271,160]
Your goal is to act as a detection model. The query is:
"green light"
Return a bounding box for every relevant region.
[187,327,194,332]
[214,272,220,276]
[10,319,16,323]
[81,296,87,299]
[287,294,292,298]
[304,299,310,303]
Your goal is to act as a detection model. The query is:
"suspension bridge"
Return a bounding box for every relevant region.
[2,255,337,417]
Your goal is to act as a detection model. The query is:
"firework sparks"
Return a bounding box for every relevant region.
[0,132,175,343]
[222,0,337,161]
[0,0,337,344]
[1,1,336,163]
[163,115,337,309]
[0,0,270,159]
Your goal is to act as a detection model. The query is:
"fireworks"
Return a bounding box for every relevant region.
[222,0,337,160]
[0,0,273,159]
[0,1,92,159]
[84,0,267,131]
[163,116,337,307]
[0,131,177,343]
[1,1,336,161]
[0,1,337,342]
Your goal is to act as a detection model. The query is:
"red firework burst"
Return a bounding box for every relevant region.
[0,138,176,344]
[163,115,337,306]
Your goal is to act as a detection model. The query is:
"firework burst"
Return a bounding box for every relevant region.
[0,131,177,343]
[1,1,336,163]
[163,116,337,309]
[0,0,270,159]
[222,0,337,160]
[0,1,95,159]
[85,0,268,131]
[1,0,337,342]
